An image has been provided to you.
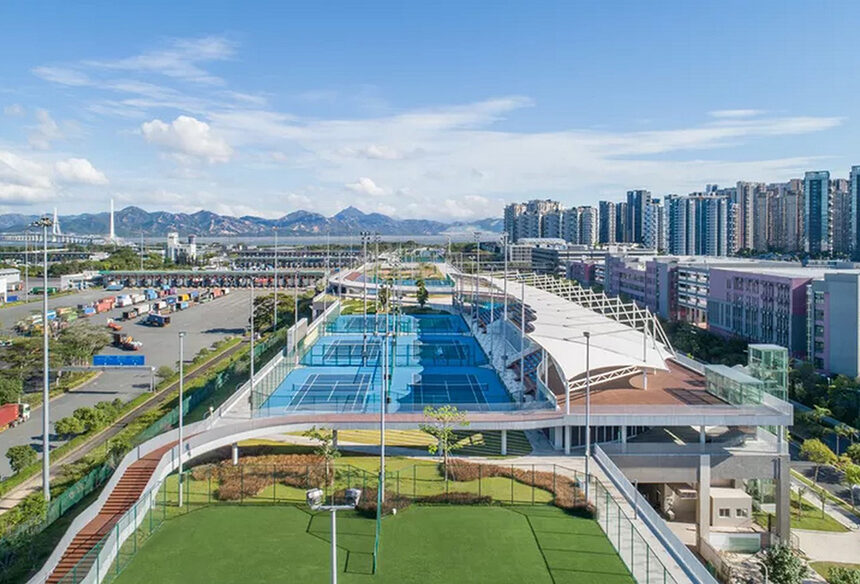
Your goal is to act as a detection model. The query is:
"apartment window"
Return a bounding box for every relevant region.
[736,508,748,518]
[719,508,731,518]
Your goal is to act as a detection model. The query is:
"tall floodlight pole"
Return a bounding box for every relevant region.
[294,263,299,365]
[32,217,52,501]
[250,276,256,394]
[273,227,279,332]
[584,331,592,504]
[473,232,480,323]
[488,267,495,359]
[324,228,331,315]
[178,331,186,507]
[519,277,526,403]
[501,233,509,366]
[374,233,380,334]
[361,232,370,354]
[24,229,29,304]
[379,309,387,503]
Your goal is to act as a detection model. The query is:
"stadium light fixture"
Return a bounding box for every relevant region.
[306,488,362,584]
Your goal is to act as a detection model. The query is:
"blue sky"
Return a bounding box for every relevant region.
[1,1,857,220]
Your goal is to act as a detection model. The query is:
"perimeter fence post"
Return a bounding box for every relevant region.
[552,464,556,495]
[133,504,138,553]
[240,466,244,504]
[510,464,514,504]
[531,465,535,505]
[478,465,482,498]
[413,466,416,499]
[273,465,276,502]
[208,467,212,505]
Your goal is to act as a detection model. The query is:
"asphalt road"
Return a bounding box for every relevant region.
[0,288,252,477]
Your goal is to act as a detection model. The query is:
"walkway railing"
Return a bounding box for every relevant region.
[593,445,718,584]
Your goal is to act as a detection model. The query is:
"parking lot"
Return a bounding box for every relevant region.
[0,288,254,478]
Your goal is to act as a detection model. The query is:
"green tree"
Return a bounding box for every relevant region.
[843,463,860,509]
[302,426,340,499]
[55,321,112,366]
[847,443,860,465]
[72,406,107,433]
[0,375,23,405]
[416,277,429,308]
[828,567,860,584]
[419,405,469,481]
[800,438,837,483]
[6,444,37,474]
[54,415,86,437]
[156,365,175,383]
[377,285,390,312]
[812,486,828,518]
[760,545,808,584]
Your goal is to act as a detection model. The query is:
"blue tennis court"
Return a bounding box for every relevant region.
[257,312,512,415]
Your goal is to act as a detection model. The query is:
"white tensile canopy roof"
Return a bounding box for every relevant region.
[485,275,672,384]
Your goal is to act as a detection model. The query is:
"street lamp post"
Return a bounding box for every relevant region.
[273,227,278,331]
[501,233,509,366]
[473,232,480,323]
[306,488,362,584]
[32,217,53,501]
[250,276,256,394]
[178,331,186,507]
[519,277,525,402]
[584,330,591,504]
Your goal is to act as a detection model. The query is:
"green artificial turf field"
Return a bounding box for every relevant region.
[112,504,633,584]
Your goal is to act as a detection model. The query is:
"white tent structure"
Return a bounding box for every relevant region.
[478,272,675,397]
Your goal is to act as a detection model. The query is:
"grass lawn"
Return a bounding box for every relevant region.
[330,429,533,457]
[113,504,632,584]
[168,454,556,506]
[754,497,849,533]
[810,561,860,582]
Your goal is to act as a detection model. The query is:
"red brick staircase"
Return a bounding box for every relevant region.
[46,443,175,584]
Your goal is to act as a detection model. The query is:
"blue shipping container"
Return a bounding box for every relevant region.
[93,354,145,367]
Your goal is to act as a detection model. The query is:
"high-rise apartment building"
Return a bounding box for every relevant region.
[614,202,628,243]
[772,180,804,252]
[832,180,852,256]
[578,206,599,246]
[643,199,666,252]
[504,199,563,242]
[598,201,616,244]
[541,210,564,240]
[625,189,651,244]
[851,166,860,259]
[734,182,761,252]
[666,194,729,256]
[503,202,525,242]
[804,171,832,255]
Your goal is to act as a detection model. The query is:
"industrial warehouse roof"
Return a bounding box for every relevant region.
[484,275,672,385]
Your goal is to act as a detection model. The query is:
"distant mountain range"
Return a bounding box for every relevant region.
[0,206,503,237]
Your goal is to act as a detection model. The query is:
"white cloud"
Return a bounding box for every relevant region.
[141,115,233,163]
[84,36,236,85]
[55,158,108,185]
[28,109,63,150]
[708,109,766,119]
[346,177,386,196]
[0,151,53,202]
[0,151,109,204]
[31,66,91,86]
[3,104,24,116]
